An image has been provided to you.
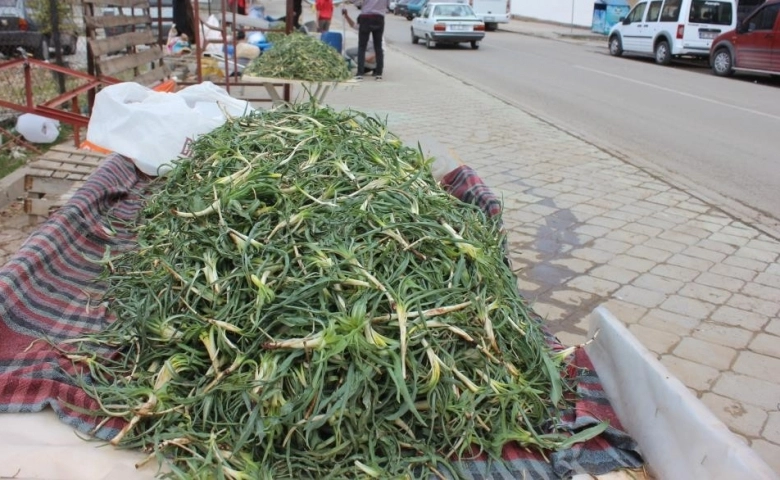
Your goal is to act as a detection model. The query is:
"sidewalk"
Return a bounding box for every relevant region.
[502,16,608,43]
[320,46,780,474]
[1,16,779,476]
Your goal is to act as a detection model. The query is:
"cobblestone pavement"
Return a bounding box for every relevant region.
[1,18,779,473]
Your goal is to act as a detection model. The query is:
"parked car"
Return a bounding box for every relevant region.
[406,0,428,19]
[395,0,412,15]
[710,0,780,76]
[411,2,485,49]
[0,0,76,59]
[608,0,737,65]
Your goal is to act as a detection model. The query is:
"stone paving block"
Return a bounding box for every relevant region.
[608,254,657,273]
[698,239,739,256]
[583,198,625,211]
[549,257,593,274]
[630,200,668,213]
[747,239,780,254]
[573,224,611,238]
[590,265,639,284]
[661,355,719,391]
[766,319,780,336]
[604,230,650,246]
[571,248,615,264]
[735,246,778,263]
[554,330,588,347]
[714,373,780,410]
[733,351,780,381]
[700,393,768,438]
[764,413,780,445]
[591,238,632,255]
[603,210,646,223]
[749,333,780,359]
[679,283,732,305]
[566,276,620,296]
[515,277,543,295]
[633,273,685,294]
[693,321,753,349]
[728,256,771,275]
[694,271,747,293]
[643,238,687,254]
[767,263,780,276]
[672,224,715,240]
[663,207,700,220]
[628,324,680,355]
[707,264,756,282]
[504,209,543,224]
[639,309,700,335]
[524,203,559,217]
[651,264,700,282]
[674,337,736,370]
[721,224,760,238]
[548,288,595,307]
[709,232,751,247]
[596,299,648,324]
[623,222,663,237]
[658,230,700,246]
[741,283,780,303]
[531,302,568,323]
[697,213,732,226]
[714,303,772,330]
[625,245,672,262]
[667,253,715,271]
[614,285,667,308]
[681,245,727,263]
[586,216,626,230]
[676,200,710,214]
[750,440,780,475]
[755,272,780,289]
[660,295,716,319]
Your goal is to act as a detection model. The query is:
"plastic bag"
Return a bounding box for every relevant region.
[16,114,60,144]
[86,82,253,176]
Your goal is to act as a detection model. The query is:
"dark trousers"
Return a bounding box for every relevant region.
[357,15,384,76]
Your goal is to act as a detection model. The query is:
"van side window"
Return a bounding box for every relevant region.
[628,2,647,22]
[660,0,681,21]
[647,1,663,21]
[747,3,780,31]
[689,0,733,25]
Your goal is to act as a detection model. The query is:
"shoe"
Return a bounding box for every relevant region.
[354,75,363,81]
[375,75,382,81]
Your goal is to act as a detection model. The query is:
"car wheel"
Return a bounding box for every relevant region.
[609,35,623,56]
[34,37,50,61]
[485,22,497,31]
[411,28,419,44]
[712,48,734,77]
[426,36,436,49]
[470,40,479,49]
[654,40,671,66]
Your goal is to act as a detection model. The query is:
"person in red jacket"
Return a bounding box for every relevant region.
[316,0,334,32]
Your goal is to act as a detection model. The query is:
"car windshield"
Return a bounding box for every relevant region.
[689,0,733,25]
[433,4,473,16]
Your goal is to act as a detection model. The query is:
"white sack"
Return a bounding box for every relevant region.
[86,82,253,176]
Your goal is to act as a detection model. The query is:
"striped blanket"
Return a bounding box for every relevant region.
[0,154,642,479]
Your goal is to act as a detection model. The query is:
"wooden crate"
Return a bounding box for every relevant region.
[23,145,105,220]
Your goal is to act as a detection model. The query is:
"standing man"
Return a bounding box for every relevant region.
[316,0,334,31]
[351,0,388,80]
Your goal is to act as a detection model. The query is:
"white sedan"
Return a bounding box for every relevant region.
[410,2,485,50]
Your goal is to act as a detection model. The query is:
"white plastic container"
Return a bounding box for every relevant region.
[15,114,60,144]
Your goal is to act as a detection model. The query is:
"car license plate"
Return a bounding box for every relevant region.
[450,24,472,31]
[485,16,495,21]
[699,31,716,39]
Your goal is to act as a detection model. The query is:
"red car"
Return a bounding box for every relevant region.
[710,0,780,76]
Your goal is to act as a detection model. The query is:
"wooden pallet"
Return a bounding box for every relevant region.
[23,145,105,220]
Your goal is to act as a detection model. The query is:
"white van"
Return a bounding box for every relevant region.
[608,0,737,64]
[467,0,510,31]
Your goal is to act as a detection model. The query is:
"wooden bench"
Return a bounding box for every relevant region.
[23,145,105,222]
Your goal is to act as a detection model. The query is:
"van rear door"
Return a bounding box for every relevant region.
[469,0,507,23]
[683,0,735,53]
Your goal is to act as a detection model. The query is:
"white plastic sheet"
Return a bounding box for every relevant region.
[586,306,779,480]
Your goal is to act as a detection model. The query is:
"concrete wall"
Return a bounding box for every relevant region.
[510,0,598,26]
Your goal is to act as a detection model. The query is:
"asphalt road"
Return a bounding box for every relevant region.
[380,15,780,235]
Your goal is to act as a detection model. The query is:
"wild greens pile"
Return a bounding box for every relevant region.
[84,104,601,478]
[244,33,350,82]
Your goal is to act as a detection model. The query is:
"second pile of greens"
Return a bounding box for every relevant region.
[244,33,351,82]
